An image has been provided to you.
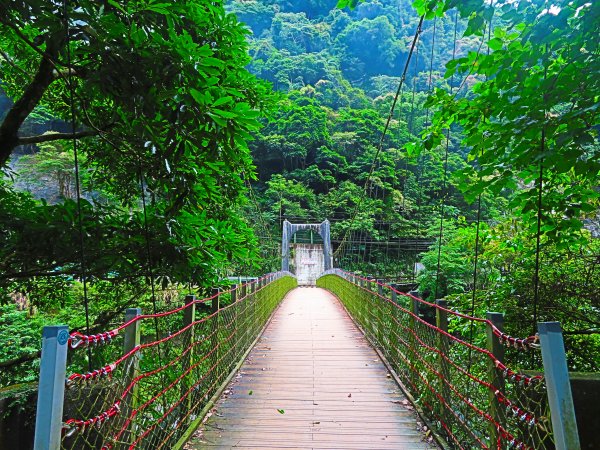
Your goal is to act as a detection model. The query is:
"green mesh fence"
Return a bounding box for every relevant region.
[318,271,553,450]
[60,273,296,450]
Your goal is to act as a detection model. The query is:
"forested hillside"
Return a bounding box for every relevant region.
[229,0,488,270]
[230,0,600,371]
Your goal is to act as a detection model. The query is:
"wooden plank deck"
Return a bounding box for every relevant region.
[186,287,436,450]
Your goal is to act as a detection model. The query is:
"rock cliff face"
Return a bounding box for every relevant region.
[584,213,600,238]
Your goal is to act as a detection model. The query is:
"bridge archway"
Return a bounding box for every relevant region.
[281,220,333,279]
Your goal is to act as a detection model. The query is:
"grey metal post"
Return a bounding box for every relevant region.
[122,308,141,448]
[34,325,69,450]
[124,308,142,354]
[182,295,196,411]
[183,294,196,329]
[486,312,505,446]
[391,288,398,304]
[436,300,451,428]
[408,290,420,310]
[373,282,384,344]
[538,322,580,450]
[281,220,292,271]
[406,295,420,389]
[211,288,221,375]
[410,296,420,319]
[320,219,333,270]
[231,285,240,358]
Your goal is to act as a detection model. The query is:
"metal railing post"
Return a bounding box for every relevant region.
[122,308,142,447]
[231,285,239,360]
[376,282,384,344]
[34,325,69,450]
[211,288,220,374]
[240,282,248,348]
[538,322,580,450]
[409,295,420,391]
[182,295,196,411]
[436,300,451,430]
[486,312,505,446]
[409,290,420,310]
[391,285,398,304]
[250,280,258,332]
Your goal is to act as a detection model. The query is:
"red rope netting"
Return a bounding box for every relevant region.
[60,272,296,450]
[318,270,553,450]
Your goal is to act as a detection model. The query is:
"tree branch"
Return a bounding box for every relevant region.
[0,350,41,370]
[0,31,64,167]
[17,129,99,145]
[563,329,600,336]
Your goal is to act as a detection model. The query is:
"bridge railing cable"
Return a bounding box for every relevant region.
[318,269,558,450]
[33,272,296,450]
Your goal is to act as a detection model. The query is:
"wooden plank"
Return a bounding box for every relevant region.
[186,287,436,450]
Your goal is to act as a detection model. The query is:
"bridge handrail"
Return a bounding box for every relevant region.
[323,268,540,350]
[68,271,294,349]
[33,271,297,450]
[317,269,567,450]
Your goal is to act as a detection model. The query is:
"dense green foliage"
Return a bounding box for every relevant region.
[0,0,273,385]
[0,0,598,388]
[230,0,488,271]
[234,0,599,368]
[0,1,273,290]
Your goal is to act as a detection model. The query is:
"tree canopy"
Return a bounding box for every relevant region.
[0,0,274,294]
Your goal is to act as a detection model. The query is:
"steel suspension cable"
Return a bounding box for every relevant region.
[243,173,279,263]
[434,10,459,300]
[424,16,437,129]
[334,14,425,261]
[465,14,494,426]
[533,44,549,340]
[63,0,92,369]
[470,16,493,317]
[408,29,421,282]
[138,169,161,343]
[411,16,438,286]
[394,74,407,279]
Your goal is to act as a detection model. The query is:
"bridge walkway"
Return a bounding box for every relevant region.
[187,287,435,450]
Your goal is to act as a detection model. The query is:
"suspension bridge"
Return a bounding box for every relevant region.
[32,220,580,450]
[23,2,585,449]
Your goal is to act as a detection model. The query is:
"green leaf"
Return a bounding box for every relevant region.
[213,96,233,107]
[211,109,237,119]
[488,37,503,51]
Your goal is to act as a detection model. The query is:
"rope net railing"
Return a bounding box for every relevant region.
[317,269,553,450]
[59,272,296,450]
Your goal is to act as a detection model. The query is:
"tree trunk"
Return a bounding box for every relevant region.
[0,33,63,167]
